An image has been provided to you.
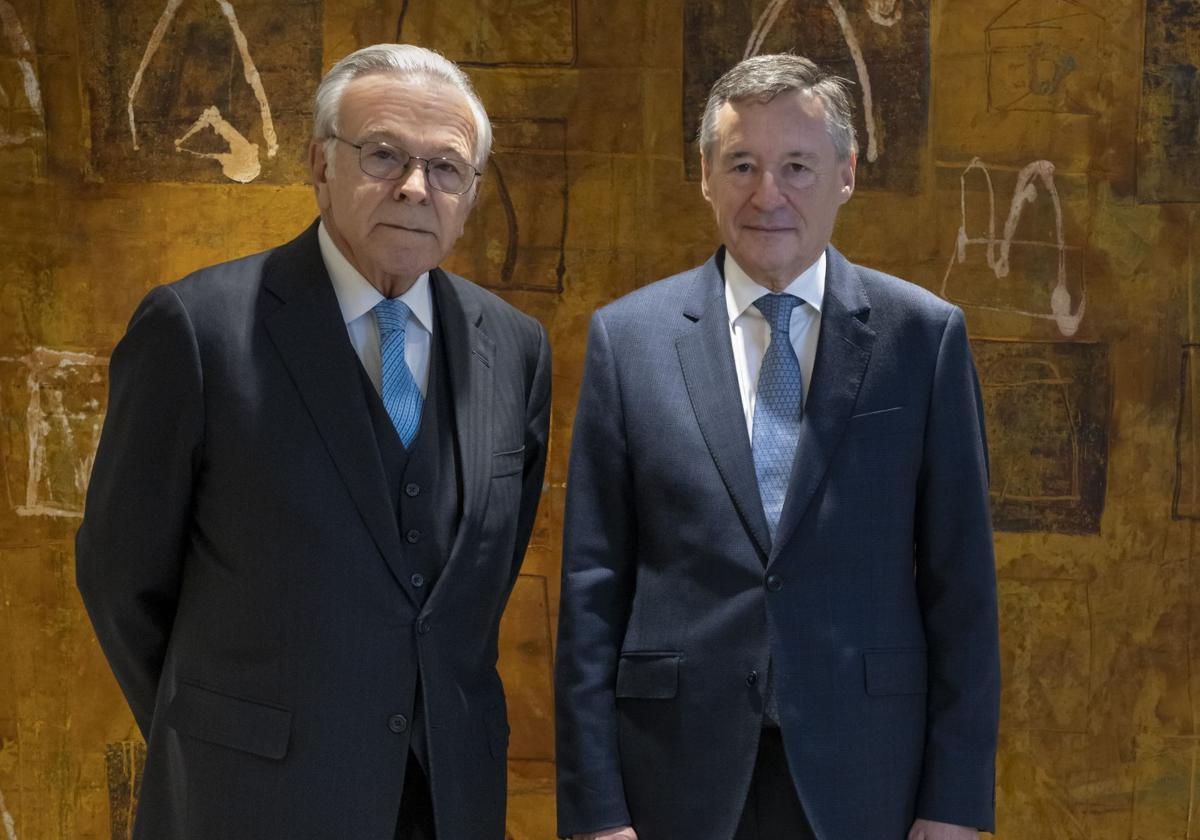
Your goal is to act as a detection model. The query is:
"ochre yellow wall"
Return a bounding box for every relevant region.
[1,0,1198,837]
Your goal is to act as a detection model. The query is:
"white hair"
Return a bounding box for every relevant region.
[313,44,492,170]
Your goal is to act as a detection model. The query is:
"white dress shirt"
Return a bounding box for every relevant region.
[318,221,432,397]
[724,250,825,440]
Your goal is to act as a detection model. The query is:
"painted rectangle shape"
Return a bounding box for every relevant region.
[682,0,930,192]
[1137,0,1200,203]
[971,339,1109,534]
[0,348,108,519]
[396,0,575,66]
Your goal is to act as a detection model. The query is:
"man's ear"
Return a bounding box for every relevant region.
[838,151,857,205]
[700,154,712,203]
[309,139,331,211]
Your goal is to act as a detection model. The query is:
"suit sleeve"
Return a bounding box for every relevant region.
[555,311,638,837]
[508,321,552,591]
[912,307,1000,831]
[75,285,204,737]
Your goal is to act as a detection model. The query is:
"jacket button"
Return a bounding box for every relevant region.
[387,714,408,733]
[410,573,425,588]
[406,529,420,544]
[417,618,431,635]
[766,574,783,592]
[746,670,759,686]
[405,483,420,497]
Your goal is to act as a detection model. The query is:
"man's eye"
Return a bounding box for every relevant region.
[732,162,754,174]
[786,162,809,173]
[431,160,462,175]
[369,147,401,164]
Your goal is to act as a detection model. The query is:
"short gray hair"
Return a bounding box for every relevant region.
[313,44,492,170]
[698,54,858,162]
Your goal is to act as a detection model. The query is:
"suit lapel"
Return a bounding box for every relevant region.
[261,223,416,603]
[676,253,772,560]
[770,247,876,561]
[428,269,494,584]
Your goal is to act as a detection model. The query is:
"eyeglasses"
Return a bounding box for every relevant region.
[332,136,480,195]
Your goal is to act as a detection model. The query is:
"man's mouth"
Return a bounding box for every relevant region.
[379,222,432,235]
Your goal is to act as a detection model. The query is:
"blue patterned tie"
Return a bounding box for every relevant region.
[375,297,423,447]
[752,293,804,541]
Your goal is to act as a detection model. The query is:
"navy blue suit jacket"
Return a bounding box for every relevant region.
[77,223,551,839]
[556,247,999,839]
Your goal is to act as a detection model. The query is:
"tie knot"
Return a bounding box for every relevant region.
[375,297,412,337]
[753,293,801,335]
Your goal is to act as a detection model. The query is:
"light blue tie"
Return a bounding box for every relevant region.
[375,297,423,447]
[752,293,804,541]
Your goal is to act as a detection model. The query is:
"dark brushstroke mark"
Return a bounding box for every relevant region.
[105,740,146,839]
[394,0,410,43]
[1173,344,1200,520]
[490,160,520,286]
[470,118,567,294]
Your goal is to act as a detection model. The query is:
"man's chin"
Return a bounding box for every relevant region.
[378,255,440,281]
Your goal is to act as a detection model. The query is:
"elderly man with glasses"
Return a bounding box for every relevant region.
[76,44,550,840]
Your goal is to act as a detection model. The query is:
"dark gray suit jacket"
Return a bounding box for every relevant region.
[77,222,551,839]
[555,247,999,839]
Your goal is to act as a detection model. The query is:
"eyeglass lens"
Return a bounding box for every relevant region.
[358,142,474,193]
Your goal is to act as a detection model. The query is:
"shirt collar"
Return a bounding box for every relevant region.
[317,220,434,334]
[723,249,826,325]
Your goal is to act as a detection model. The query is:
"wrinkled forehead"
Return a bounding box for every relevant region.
[341,73,477,154]
[710,91,831,155]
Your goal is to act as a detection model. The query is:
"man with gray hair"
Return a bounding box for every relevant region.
[556,54,998,840]
[77,43,550,839]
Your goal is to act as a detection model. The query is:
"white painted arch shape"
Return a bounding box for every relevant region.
[127,0,278,183]
[940,157,1087,338]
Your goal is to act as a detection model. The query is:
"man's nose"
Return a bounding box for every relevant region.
[750,172,786,210]
[392,160,430,203]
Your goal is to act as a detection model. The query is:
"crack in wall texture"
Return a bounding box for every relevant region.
[0,0,1198,836]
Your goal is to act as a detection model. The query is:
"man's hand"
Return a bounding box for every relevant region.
[573,828,638,840]
[908,819,978,839]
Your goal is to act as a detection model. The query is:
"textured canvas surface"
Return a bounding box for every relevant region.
[0,1,1198,837]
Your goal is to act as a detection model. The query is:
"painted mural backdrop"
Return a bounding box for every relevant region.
[0,0,1197,837]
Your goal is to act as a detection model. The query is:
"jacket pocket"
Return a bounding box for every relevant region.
[164,681,293,759]
[615,652,681,699]
[845,405,914,438]
[863,648,928,696]
[482,703,510,759]
[492,446,525,477]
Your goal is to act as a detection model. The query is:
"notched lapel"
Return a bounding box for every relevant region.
[676,259,772,560]
[429,270,494,587]
[261,226,415,603]
[771,250,876,560]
